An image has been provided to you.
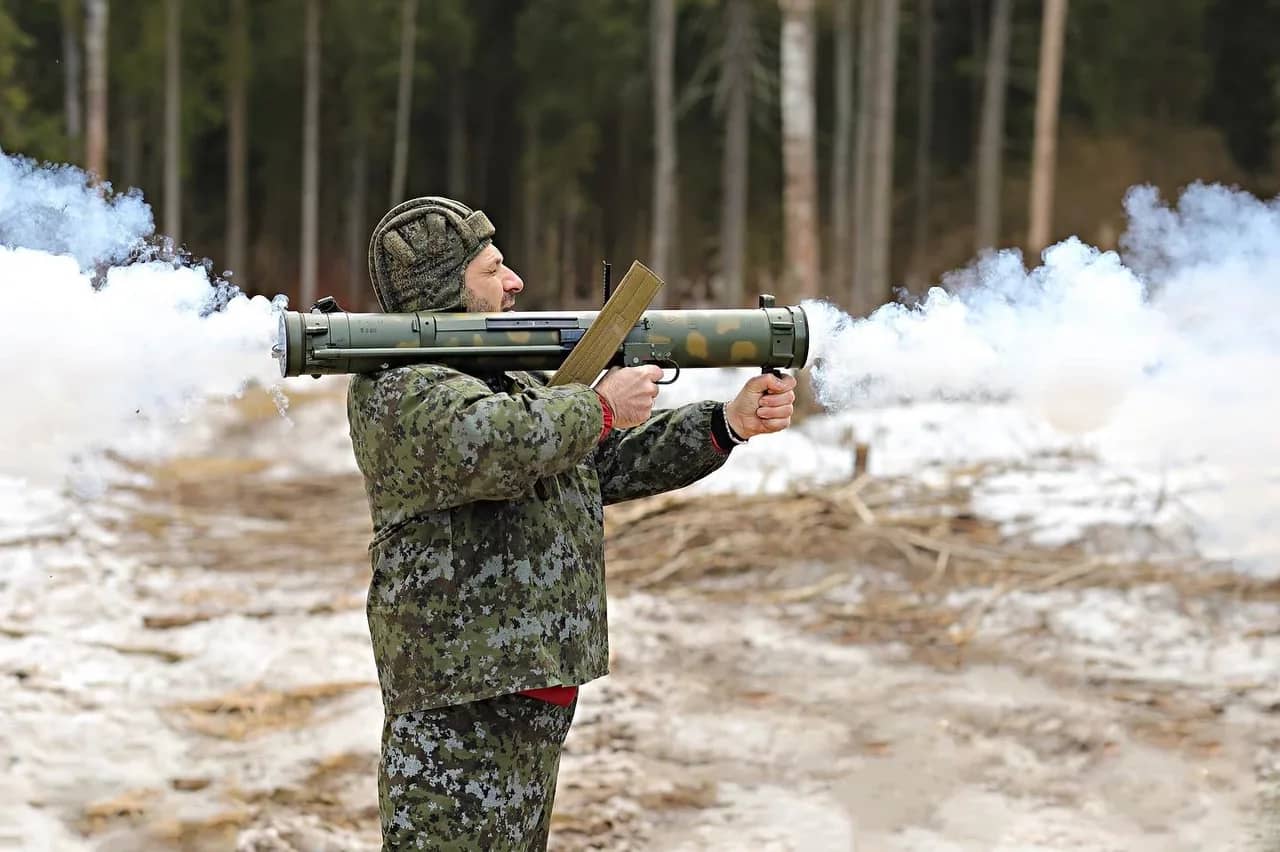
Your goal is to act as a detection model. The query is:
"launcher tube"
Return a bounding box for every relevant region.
[276,306,809,378]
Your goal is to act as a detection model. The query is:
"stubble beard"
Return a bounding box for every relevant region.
[462,289,515,313]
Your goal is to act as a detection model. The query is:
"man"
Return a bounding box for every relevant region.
[347,196,796,850]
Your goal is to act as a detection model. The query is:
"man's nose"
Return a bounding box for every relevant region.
[503,266,524,293]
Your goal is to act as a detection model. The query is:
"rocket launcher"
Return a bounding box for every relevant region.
[274,261,808,382]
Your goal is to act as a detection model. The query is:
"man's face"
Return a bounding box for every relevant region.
[462,244,524,312]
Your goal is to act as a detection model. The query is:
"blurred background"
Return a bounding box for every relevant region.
[4,0,1277,313]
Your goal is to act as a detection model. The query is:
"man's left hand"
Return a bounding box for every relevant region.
[725,372,798,440]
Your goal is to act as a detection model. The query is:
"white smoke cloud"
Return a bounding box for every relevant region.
[806,182,1280,563]
[0,154,154,268]
[0,152,285,481]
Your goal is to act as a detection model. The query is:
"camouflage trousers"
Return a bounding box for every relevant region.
[378,692,577,851]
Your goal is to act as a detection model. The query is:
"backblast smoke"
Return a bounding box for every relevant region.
[2,151,1275,563]
[804,183,1279,563]
[0,152,285,482]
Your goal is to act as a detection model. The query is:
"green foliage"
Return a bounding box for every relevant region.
[1,0,1277,302]
[0,6,62,159]
[1203,0,1279,172]
[1066,0,1212,132]
[515,0,646,206]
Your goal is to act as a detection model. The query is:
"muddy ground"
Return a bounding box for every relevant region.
[3,384,1279,851]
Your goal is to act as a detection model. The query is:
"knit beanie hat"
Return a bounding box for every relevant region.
[367,196,496,312]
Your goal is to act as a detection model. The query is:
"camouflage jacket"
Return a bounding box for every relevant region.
[347,366,729,714]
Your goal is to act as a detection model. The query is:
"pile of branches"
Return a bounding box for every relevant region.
[604,474,1277,664]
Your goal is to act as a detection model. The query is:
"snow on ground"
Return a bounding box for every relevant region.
[1,375,1278,850]
[660,368,1275,571]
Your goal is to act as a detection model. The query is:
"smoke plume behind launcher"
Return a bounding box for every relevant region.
[803,183,1280,564]
[0,153,286,482]
[1,150,1276,565]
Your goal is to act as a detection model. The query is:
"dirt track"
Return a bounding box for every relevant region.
[3,387,1279,851]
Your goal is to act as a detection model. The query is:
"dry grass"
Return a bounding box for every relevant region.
[635,779,719,811]
[148,808,254,851]
[79,788,162,835]
[148,456,275,484]
[170,681,372,740]
[112,468,371,577]
[232,750,380,830]
[605,473,1277,668]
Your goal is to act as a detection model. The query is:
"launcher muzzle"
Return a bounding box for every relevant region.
[275,300,808,380]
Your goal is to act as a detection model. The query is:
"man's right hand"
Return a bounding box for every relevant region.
[595,365,662,428]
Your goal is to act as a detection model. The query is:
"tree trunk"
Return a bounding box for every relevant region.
[560,198,579,306]
[447,73,467,199]
[121,98,141,189]
[347,132,368,308]
[851,0,876,308]
[830,0,855,298]
[650,0,677,300]
[164,0,182,244]
[300,0,320,309]
[971,0,985,123]
[390,0,418,206]
[863,0,899,314]
[60,0,81,146]
[975,0,1012,252]
[907,0,934,287]
[718,0,752,307]
[1027,0,1069,255]
[83,0,108,179]
[474,87,494,202]
[226,0,249,283]
[521,111,540,292]
[780,0,820,303]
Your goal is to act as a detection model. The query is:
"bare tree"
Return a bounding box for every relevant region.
[1028,0,1069,254]
[347,132,368,307]
[650,0,677,297]
[447,73,467,198]
[559,195,579,306]
[227,0,249,282]
[975,0,1012,252]
[907,0,935,287]
[164,0,182,243]
[83,0,108,179]
[718,0,753,306]
[344,9,370,308]
[520,111,541,290]
[390,0,418,206]
[60,0,81,146]
[121,99,141,188]
[862,0,899,313]
[300,0,320,309]
[780,0,820,303]
[851,0,876,306]
[830,0,855,295]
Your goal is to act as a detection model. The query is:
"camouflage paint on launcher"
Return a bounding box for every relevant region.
[276,305,809,378]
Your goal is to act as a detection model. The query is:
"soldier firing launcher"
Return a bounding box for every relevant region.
[274,261,809,383]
